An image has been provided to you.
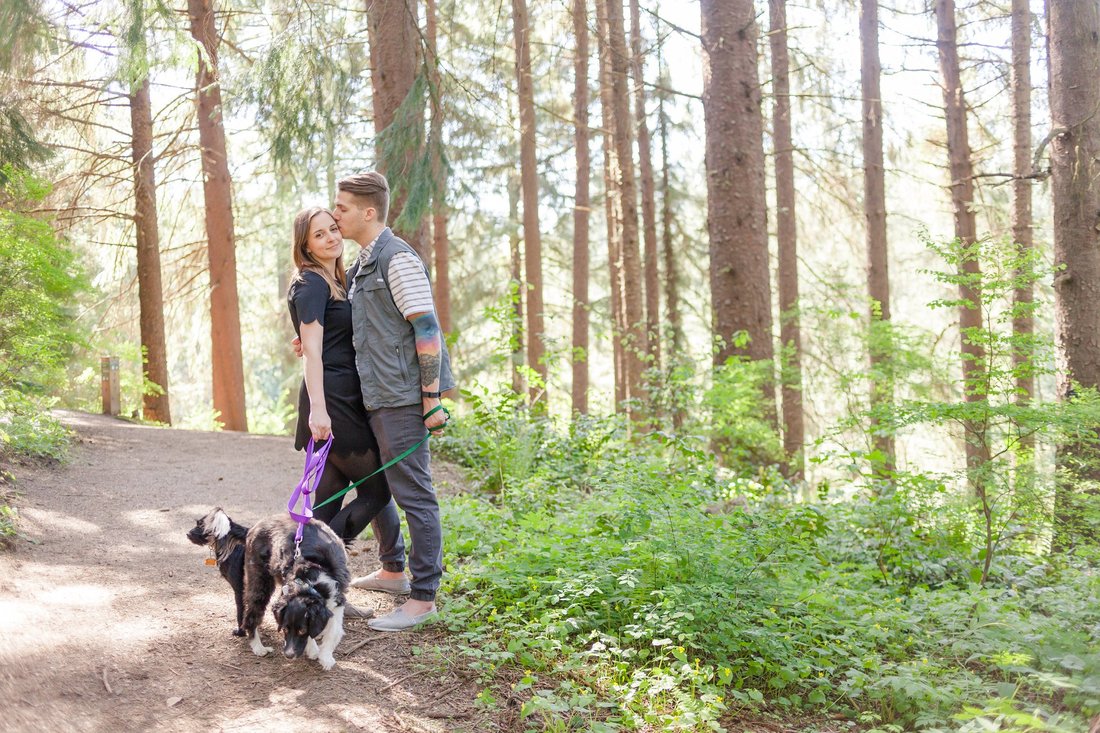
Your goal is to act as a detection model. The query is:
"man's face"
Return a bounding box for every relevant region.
[333,191,373,243]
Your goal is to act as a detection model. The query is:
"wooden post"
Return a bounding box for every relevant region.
[101,356,120,416]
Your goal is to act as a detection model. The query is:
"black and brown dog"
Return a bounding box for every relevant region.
[187,508,350,671]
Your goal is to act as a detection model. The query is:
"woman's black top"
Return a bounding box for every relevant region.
[287,270,376,457]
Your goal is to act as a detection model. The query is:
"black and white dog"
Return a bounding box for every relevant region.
[187,508,349,671]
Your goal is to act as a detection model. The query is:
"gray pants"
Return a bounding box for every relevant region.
[366,404,442,601]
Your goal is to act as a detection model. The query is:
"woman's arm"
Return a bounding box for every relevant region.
[299,320,331,441]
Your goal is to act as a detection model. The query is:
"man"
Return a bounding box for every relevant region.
[330,171,454,631]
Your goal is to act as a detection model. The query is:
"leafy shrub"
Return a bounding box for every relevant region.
[434,389,1099,732]
[0,168,86,392]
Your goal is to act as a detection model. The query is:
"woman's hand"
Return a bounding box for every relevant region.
[309,409,333,441]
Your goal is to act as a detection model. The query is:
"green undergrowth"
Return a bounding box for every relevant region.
[0,389,72,549]
[433,401,1099,732]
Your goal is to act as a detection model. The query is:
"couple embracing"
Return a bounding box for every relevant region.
[287,171,453,632]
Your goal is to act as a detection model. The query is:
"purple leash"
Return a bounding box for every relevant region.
[287,436,332,557]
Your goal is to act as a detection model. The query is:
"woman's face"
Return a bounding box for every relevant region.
[305,211,343,264]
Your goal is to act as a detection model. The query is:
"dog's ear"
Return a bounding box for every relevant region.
[272,596,287,629]
[308,603,332,638]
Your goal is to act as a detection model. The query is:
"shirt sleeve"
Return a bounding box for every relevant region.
[291,271,329,328]
[387,252,436,319]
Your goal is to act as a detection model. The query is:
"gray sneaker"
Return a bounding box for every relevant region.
[350,570,412,595]
[343,602,375,619]
[367,606,437,632]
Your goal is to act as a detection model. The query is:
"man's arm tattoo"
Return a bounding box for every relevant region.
[410,312,443,388]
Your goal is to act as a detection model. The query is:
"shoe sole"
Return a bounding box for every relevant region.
[368,615,436,632]
[351,581,412,595]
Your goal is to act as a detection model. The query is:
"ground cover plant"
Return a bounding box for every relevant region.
[435,398,1100,732]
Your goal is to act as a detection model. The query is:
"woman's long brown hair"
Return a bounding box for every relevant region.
[291,207,347,300]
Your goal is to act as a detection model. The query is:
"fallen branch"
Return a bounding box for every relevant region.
[341,636,383,657]
[101,667,113,695]
[377,671,419,695]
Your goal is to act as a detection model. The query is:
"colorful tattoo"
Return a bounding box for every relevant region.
[410,312,442,388]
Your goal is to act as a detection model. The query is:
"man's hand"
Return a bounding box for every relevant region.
[423,397,447,433]
[292,335,303,359]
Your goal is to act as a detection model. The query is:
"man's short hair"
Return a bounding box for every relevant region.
[338,171,390,224]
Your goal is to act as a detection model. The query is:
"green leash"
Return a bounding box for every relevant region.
[312,405,450,512]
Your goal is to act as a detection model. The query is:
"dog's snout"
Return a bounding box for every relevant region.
[283,645,298,659]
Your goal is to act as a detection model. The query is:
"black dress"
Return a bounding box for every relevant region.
[287,270,391,541]
[287,270,373,457]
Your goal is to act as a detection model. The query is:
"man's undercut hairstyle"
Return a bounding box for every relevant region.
[338,172,390,225]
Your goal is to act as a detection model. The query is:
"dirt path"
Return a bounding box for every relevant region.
[0,412,484,732]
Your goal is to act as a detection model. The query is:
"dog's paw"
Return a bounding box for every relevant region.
[249,632,273,657]
[318,653,336,671]
[306,638,320,660]
[233,628,246,637]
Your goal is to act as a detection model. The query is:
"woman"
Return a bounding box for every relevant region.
[287,206,390,542]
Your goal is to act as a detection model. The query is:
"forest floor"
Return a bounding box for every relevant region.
[0,411,491,733]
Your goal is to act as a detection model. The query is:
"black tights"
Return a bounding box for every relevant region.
[311,449,391,544]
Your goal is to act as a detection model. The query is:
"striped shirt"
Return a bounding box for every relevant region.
[356,238,435,319]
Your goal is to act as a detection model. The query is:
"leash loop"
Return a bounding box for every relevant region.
[288,436,332,553]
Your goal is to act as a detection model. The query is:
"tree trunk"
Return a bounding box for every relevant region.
[656,51,682,362]
[509,173,525,395]
[935,0,987,482]
[701,0,774,371]
[659,87,684,430]
[572,0,591,415]
[512,0,547,402]
[861,0,895,471]
[1011,0,1034,402]
[596,0,626,410]
[187,0,247,432]
[597,0,645,410]
[770,0,803,479]
[630,0,660,372]
[324,121,336,207]
[129,73,171,425]
[1049,0,1100,548]
[366,0,428,261]
[426,0,451,333]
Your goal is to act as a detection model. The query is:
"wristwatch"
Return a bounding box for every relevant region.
[421,390,442,399]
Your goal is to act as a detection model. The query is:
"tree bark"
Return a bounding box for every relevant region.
[596,0,626,410]
[512,0,547,401]
[129,73,171,425]
[597,0,645,410]
[1011,0,1034,402]
[770,0,803,479]
[630,0,660,371]
[656,50,682,362]
[1049,0,1100,548]
[366,0,428,261]
[701,0,774,371]
[935,0,987,481]
[861,0,895,471]
[572,0,591,415]
[658,94,681,356]
[188,0,247,432]
[659,86,684,429]
[426,0,451,333]
[509,173,525,395]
